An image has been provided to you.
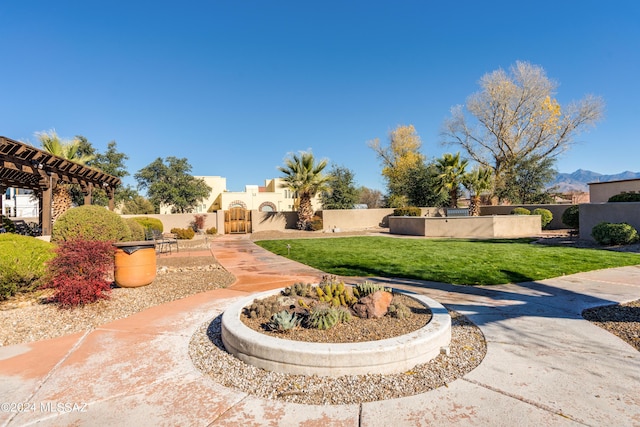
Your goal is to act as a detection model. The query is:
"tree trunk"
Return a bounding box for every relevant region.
[52,185,73,223]
[297,194,314,230]
[469,195,481,216]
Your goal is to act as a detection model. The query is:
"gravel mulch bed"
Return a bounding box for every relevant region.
[0,250,234,346]
[189,310,486,405]
[582,300,640,351]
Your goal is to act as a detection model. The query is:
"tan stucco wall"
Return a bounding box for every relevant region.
[588,179,640,204]
[321,209,396,230]
[250,211,298,232]
[389,215,541,238]
[121,213,219,233]
[480,204,572,229]
[579,202,640,241]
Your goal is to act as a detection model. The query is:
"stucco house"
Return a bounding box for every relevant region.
[588,178,640,203]
[159,176,322,214]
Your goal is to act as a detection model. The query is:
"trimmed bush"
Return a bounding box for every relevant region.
[171,227,195,239]
[532,208,553,229]
[130,216,164,233]
[511,207,531,215]
[1,215,16,233]
[43,239,116,308]
[393,207,421,217]
[205,227,217,235]
[0,234,55,300]
[124,218,145,241]
[562,205,580,229]
[608,192,640,203]
[591,222,639,246]
[52,205,131,243]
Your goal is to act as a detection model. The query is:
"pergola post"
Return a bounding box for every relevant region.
[0,185,5,217]
[83,185,92,206]
[40,178,53,236]
[107,187,115,211]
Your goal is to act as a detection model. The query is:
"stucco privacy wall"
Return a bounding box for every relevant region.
[579,202,640,241]
[389,215,542,238]
[588,179,640,203]
[321,208,396,230]
[480,204,571,229]
[121,213,221,233]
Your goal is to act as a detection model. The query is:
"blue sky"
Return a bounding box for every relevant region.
[1,1,638,192]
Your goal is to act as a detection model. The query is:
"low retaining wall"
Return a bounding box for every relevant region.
[480,204,572,230]
[579,202,640,241]
[389,215,541,238]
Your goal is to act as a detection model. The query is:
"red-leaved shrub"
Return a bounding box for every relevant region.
[44,239,116,308]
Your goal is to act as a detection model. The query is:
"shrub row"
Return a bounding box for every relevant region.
[393,207,421,217]
[510,207,553,228]
[608,192,640,203]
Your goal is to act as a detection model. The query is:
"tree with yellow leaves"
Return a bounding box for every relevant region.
[369,125,444,207]
[442,61,604,202]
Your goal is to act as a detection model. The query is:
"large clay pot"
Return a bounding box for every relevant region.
[113,241,157,288]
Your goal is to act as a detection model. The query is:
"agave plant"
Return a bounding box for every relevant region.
[267,310,300,332]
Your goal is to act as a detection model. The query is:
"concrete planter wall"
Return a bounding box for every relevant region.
[389,215,542,238]
[221,288,451,377]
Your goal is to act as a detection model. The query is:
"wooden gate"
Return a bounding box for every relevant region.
[224,207,251,234]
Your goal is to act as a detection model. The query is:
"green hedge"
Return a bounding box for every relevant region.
[591,222,639,245]
[52,205,131,242]
[130,216,164,233]
[562,205,579,229]
[608,192,640,203]
[124,218,146,241]
[532,208,553,228]
[0,234,55,299]
[511,207,531,215]
[393,207,421,217]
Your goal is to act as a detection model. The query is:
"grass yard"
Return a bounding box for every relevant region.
[255,236,640,285]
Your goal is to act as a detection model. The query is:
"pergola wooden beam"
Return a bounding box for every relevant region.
[0,136,121,236]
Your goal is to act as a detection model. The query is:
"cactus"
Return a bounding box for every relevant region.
[306,306,340,330]
[267,310,300,332]
[388,302,412,319]
[244,297,281,320]
[336,306,352,323]
[283,282,312,297]
[354,281,392,298]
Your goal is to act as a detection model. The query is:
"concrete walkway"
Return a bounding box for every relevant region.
[1,234,639,426]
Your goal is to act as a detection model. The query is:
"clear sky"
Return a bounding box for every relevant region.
[1,1,638,192]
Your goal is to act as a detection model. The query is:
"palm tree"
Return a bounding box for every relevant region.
[463,167,494,216]
[435,152,469,208]
[37,130,95,222]
[278,151,330,230]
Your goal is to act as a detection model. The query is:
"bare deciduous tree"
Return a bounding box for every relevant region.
[442,61,604,200]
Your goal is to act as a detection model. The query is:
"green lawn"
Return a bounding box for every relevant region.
[255,236,640,285]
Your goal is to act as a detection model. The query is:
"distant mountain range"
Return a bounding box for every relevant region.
[550,169,640,193]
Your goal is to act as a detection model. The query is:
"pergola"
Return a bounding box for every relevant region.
[0,136,120,236]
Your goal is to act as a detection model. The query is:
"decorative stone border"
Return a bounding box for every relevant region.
[221,288,452,377]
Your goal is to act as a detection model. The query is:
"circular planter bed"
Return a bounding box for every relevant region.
[221,287,451,377]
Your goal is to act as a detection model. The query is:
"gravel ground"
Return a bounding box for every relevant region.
[189,310,486,405]
[0,241,235,346]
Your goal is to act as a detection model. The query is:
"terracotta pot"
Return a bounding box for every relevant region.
[113,241,157,288]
